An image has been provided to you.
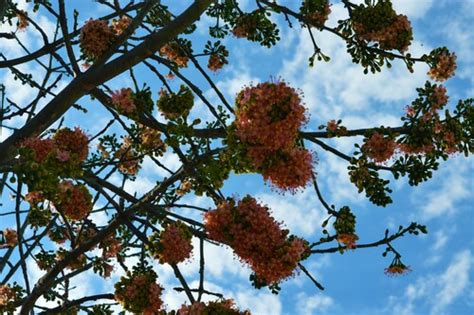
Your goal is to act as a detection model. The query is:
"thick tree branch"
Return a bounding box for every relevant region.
[20,169,184,314]
[39,293,115,314]
[0,0,213,165]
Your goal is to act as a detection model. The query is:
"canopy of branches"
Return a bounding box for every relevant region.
[0,0,472,314]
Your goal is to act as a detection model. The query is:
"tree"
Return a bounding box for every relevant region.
[0,0,472,314]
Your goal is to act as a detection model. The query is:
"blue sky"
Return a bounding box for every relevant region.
[1,0,473,314]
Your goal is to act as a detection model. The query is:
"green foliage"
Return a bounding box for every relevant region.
[231,10,280,47]
[206,2,279,47]
[157,85,194,120]
[334,206,357,235]
[352,0,397,32]
[0,283,25,314]
[204,40,230,67]
[348,157,393,206]
[393,82,474,184]
[146,3,173,28]
[87,304,114,315]
[132,87,154,116]
[300,0,330,16]
[249,273,281,295]
[192,154,231,196]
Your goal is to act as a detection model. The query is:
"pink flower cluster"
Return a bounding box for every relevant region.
[53,127,89,163]
[111,88,136,114]
[235,82,306,151]
[400,84,460,155]
[430,85,448,111]
[235,82,313,191]
[179,299,250,315]
[100,236,122,259]
[428,51,457,82]
[112,16,131,35]
[208,54,225,72]
[56,249,87,270]
[231,13,262,39]
[115,271,164,314]
[362,132,397,163]
[398,142,434,155]
[176,180,192,196]
[404,86,446,126]
[327,120,338,133]
[0,229,18,249]
[232,18,257,38]
[326,119,348,137]
[336,233,359,249]
[352,2,413,52]
[20,128,89,170]
[154,222,193,265]
[114,138,141,175]
[160,43,189,67]
[261,148,314,193]
[0,285,15,308]
[139,125,167,155]
[20,138,55,163]
[354,14,412,52]
[384,257,411,277]
[16,10,29,31]
[80,19,116,61]
[301,0,332,28]
[57,180,93,221]
[204,196,308,284]
[21,127,89,165]
[25,191,44,205]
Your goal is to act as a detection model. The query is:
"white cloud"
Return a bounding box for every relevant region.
[387,249,472,315]
[122,175,156,195]
[431,230,448,251]
[90,204,110,226]
[348,0,434,19]
[413,158,472,220]
[297,292,334,315]
[200,241,249,279]
[256,189,327,237]
[317,153,365,205]
[25,256,100,310]
[438,2,474,93]
[0,127,12,142]
[432,250,472,315]
[303,255,332,283]
[170,237,249,283]
[424,229,451,266]
[391,0,435,19]
[141,151,182,178]
[279,2,432,131]
[234,289,282,315]
[216,68,259,100]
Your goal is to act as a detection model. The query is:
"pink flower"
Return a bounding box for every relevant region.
[80,19,115,61]
[428,51,457,82]
[204,196,308,284]
[405,106,415,117]
[56,150,70,162]
[362,132,396,163]
[53,127,89,162]
[235,82,307,151]
[0,285,16,307]
[327,120,338,132]
[1,229,18,248]
[25,191,44,205]
[262,148,314,193]
[20,138,55,163]
[111,88,136,114]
